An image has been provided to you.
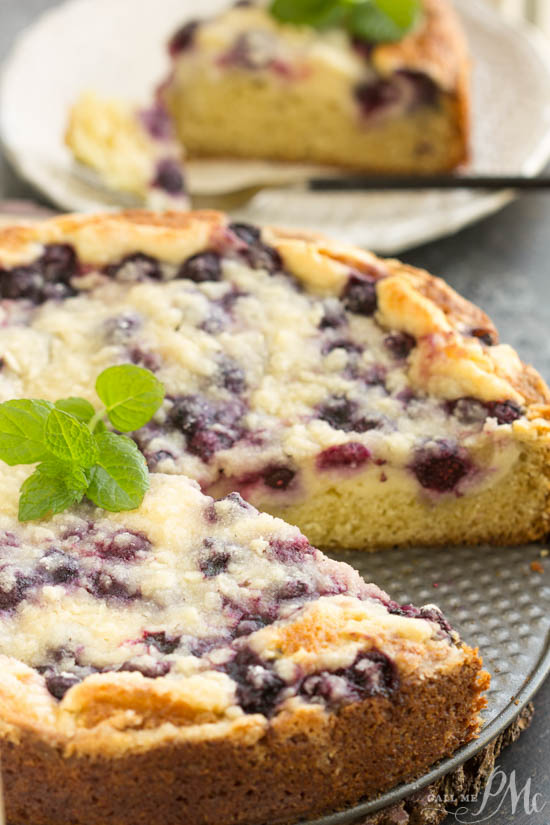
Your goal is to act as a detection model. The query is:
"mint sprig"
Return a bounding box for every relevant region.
[270,0,421,43]
[0,364,165,522]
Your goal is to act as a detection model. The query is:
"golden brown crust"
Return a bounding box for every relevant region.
[373,0,470,92]
[388,261,497,340]
[1,209,548,412]
[2,648,487,825]
[373,0,471,168]
[266,225,550,408]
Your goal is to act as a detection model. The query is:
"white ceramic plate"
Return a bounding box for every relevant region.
[1,0,550,253]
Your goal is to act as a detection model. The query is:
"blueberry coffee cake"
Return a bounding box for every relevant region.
[0,470,488,825]
[160,0,470,173]
[0,210,549,550]
[66,93,188,209]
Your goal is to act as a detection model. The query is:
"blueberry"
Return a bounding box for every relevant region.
[200,550,230,578]
[169,395,214,436]
[42,244,78,285]
[150,449,175,465]
[398,70,438,106]
[169,20,199,56]
[363,365,386,386]
[46,553,80,585]
[229,223,261,245]
[354,72,436,117]
[222,648,286,717]
[450,398,488,425]
[38,655,101,701]
[300,649,398,707]
[0,531,19,548]
[269,537,314,564]
[129,346,161,372]
[354,79,401,117]
[322,338,363,356]
[61,522,94,541]
[95,530,151,561]
[168,395,245,461]
[226,31,275,70]
[470,327,495,346]
[387,602,453,639]
[317,442,370,471]
[319,301,347,329]
[144,631,181,655]
[396,388,416,405]
[317,396,358,431]
[153,158,185,195]
[228,222,282,273]
[87,572,140,601]
[103,313,142,343]
[412,441,471,493]
[316,395,379,433]
[250,244,282,273]
[189,636,228,657]
[0,573,35,611]
[205,491,251,523]
[217,356,246,394]
[217,492,252,511]
[220,289,246,312]
[119,660,171,678]
[384,332,416,359]
[341,274,377,316]
[177,251,222,282]
[139,102,173,140]
[188,429,236,461]
[43,671,82,700]
[106,253,162,282]
[235,616,268,637]
[486,400,523,425]
[201,291,244,334]
[277,579,309,600]
[262,465,295,490]
[450,398,522,426]
[0,244,78,304]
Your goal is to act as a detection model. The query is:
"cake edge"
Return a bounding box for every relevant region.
[2,645,488,825]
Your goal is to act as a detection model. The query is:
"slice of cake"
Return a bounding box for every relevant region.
[161,0,470,172]
[0,210,548,550]
[65,93,188,209]
[0,470,488,825]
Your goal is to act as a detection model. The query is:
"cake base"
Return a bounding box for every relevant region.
[359,704,534,825]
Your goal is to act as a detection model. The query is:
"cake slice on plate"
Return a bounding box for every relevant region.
[0,470,488,825]
[66,0,469,186]
[161,0,470,172]
[66,93,188,209]
[0,210,548,549]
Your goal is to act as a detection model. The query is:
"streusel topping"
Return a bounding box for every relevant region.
[0,224,525,510]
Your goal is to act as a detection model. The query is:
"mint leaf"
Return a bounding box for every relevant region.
[38,458,90,490]
[95,364,164,432]
[55,397,96,424]
[270,0,420,41]
[86,433,148,511]
[18,465,86,522]
[270,0,345,27]
[349,0,420,42]
[44,409,98,467]
[0,399,53,465]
